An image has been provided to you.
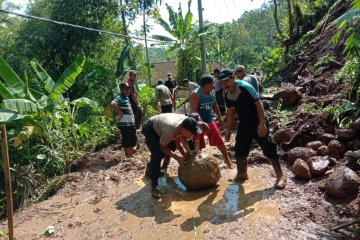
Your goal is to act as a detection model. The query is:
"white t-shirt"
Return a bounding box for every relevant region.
[150,113,187,146]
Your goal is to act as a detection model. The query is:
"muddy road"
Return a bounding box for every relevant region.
[2,143,357,239]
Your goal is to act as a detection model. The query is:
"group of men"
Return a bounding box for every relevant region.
[111,66,286,199]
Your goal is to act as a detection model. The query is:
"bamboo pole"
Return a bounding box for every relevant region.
[1,125,14,240]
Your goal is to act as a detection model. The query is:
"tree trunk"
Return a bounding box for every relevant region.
[273,0,283,36]
[286,0,295,44]
[119,0,135,68]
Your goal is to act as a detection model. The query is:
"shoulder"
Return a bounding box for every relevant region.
[238,81,259,100]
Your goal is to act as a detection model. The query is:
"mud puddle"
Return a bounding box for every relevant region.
[119,166,279,239]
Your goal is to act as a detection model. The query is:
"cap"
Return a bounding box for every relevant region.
[119,82,130,89]
[219,69,233,81]
[181,117,203,135]
[212,68,220,74]
[167,72,172,76]
[233,65,245,73]
[157,79,164,85]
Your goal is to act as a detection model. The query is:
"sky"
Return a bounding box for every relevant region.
[5,0,267,40]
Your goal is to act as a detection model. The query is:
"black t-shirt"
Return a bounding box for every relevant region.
[225,80,261,130]
[165,79,177,91]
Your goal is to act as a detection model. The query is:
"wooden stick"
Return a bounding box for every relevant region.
[1,125,14,240]
[331,219,360,231]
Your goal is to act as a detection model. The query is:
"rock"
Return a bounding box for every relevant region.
[273,128,296,145]
[317,145,329,156]
[178,153,221,190]
[336,128,358,142]
[306,141,323,151]
[292,159,311,180]
[301,68,310,77]
[328,60,343,69]
[318,133,337,145]
[325,166,360,198]
[248,150,271,164]
[346,139,360,150]
[306,156,330,176]
[342,150,360,170]
[286,147,317,164]
[329,157,338,166]
[273,88,302,107]
[352,118,360,132]
[328,140,346,157]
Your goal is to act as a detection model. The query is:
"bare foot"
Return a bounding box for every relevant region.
[161,158,170,169]
[274,175,286,189]
[225,160,233,169]
[228,174,249,182]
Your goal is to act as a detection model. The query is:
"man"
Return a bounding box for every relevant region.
[189,74,232,169]
[155,80,173,113]
[127,70,142,129]
[181,78,199,94]
[142,113,203,199]
[219,69,286,189]
[212,68,226,115]
[233,65,260,94]
[165,73,178,112]
[111,83,137,157]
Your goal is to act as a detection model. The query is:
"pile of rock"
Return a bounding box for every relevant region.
[284,117,360,198]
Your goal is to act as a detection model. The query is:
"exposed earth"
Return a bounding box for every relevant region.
[1,133,359,239]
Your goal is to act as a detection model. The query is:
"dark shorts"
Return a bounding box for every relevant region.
[161,104,173,113]
[119,126,137,148]
[235,120,278,159]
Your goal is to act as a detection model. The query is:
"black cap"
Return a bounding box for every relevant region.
[219,69,233,81]
[157,79,164,85]
[119,82,130,89]
[181,117,203,135]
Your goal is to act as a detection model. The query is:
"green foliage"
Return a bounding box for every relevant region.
[0,57,114,217]
[136,85,156,119]
[36,175,66,202]
[271,99,293,127]
[262,47,285,85]
[312,54,335,73]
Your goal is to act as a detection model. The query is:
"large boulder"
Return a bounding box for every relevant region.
[318,133,337,145]
[328,140,346,157]
[325,166,360,198]
[342,150,360,170]
[352,117,360,132]
[178,153,221,190]
[292,159,311,180]
[285,147,317,164]
[306,156,330,176]
[273,128,296,144]
[317,145,329,156]
[336,128,358,142]
[306,141,323,151]
[273,87,302,107]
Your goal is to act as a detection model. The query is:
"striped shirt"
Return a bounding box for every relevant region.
[112,94,135,126]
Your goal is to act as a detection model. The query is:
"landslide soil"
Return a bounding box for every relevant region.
[0,132,359,239]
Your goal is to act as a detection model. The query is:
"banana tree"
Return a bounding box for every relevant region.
[152,0,202,81]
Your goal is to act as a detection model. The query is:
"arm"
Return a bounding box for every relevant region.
[155,93,160,112]
[189,92,200,113]
[160,143,185,167]
[175,137,187,157]
[130,92,142,110]
[212,99,223,125]
[254,100,267,137]
[110,100,123,118]
[225,107,235,141]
